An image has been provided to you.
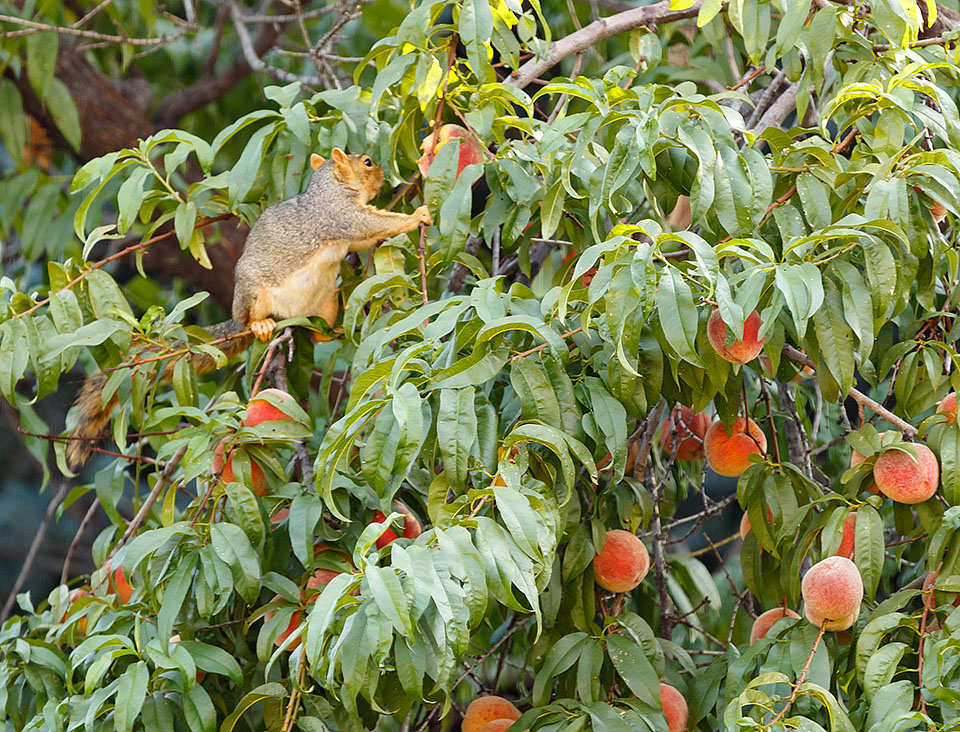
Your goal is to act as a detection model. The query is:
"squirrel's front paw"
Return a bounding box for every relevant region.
[415,206,433,227]
[250,318,277,342]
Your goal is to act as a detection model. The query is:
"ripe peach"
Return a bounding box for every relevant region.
[801,556,863,630]
[373,501,422,549]
[417,124,484,179]
[244,388,298,427]
[478,721,525,732]
[850,450,879,494]
[105,563,133,604]
[803,603,860,632]
[461,696,522,732]
[874,444,939,504]
[707,309,764,364]
[835,512,857,559]
[922,570,960,610]
[661,406,710,461]
[593,529,650,593]
[749,607,801,644]
[61,588,90,633]
[213,438,267,496]
[704,417,767,477]
[739,505,773,540]
[937,392,957,424]
[659,682,688,732]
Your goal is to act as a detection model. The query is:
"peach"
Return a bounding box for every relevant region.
[835,512,857,559]
[104,563,133,604]
[213,438,267,496]
[704,417,767,477]
[850,451,879,494]
[801,556,863,629]
[593,529,650,593]
[264,596,304,649]
[244,388,298,427]
[707,309,764,364]
[478,722,525,732]
[306,567,342,591]
[373,501,422,549]
[461,696,522,732]
[937,392,957,424]
[659,682,688,732]
[803,603,860,632]
[661,406,710,461]
[417,124,484,179]
[61,588,90,633]
[874,444,939,504]
[749,607,801,644]
[922,570,960,610]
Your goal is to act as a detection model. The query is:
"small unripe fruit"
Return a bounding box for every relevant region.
[874,444,939,504]
[937,392,957,424]
[661,406,711,461]
[244,388,298,427]
[461,696,522,732]
[707,309,764,364]
[802,556,863,630]
[593,529,650,593]
[704,417,767,477]
[749,607,801,644]
[659,682,688,732]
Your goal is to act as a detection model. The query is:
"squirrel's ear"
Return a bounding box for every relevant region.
[310,153,326,171]
[332,147,352,178]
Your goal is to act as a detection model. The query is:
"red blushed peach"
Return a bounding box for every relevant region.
[662,406,711,461]
[478,721,525,732]
[739,505,773,541]
[213,438,267,496]
[103,562,133,604]
[373,501,423,549]
[749,607,801,644]
[801,556,863,629]
[937,392,957,424]
[850,451,879,494]
[704,417,767,477]
[707,309,764,364]
[244,388,298,427]
[593,529,650,593]
[659,682,688,732]
[417,124,484,179]
[874,444,939,504]
[461,696,522,732]
[61,589,90,633]
[923,570,960,610]
[835,512,857,559]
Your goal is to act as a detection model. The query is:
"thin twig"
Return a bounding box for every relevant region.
[61,498,101,584]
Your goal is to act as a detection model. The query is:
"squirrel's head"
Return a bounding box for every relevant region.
[330,148,384,202]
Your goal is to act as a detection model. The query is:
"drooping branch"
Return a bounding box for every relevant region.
[505,0,704,89]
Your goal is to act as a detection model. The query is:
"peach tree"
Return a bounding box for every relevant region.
[1,0,960,730]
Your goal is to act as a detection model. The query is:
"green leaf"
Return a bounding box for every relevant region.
[437,387,477,488]
[158,555,197,642]
[460,0,493,81]
[179,641,243,685]
[114,661,149,732]
[219,683,286,732]
[812,278,855,395]
[366,565,413,637]
[210,522,261,604]
[656,269,702,366]
[532,632,588,705]
[606,633,661,707]
[854,505,884,599]
[26,31,58,99]
[183,683,216,732]
[45,78,81,151]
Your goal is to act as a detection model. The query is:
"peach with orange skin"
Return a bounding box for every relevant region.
[244,387,298,427]
[212,438,267,496]
[478,721,526,732]
[461,696,522,732]
[749,608,801,644]
[659,682,688,732]
[417,124,484,179]
[707,309,764,364]
[103,562,133,604]
[703,417,767,477]
[937,392,957,424]
[593,529,650,593]
[801,556,863,630]
[661,406,711,461]
[874,444,939,504]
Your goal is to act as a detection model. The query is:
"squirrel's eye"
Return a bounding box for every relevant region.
[363,157,373,167]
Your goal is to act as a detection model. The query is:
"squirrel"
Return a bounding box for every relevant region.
[66,148,432,470]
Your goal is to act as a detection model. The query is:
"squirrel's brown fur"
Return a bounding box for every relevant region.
[66,148,431,470]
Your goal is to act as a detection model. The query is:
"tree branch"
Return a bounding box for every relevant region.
[505,0,703,89]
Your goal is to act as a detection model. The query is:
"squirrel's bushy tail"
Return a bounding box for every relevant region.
[66,319,253,471]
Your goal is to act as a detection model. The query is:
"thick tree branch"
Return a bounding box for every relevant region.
[505,0,703,89]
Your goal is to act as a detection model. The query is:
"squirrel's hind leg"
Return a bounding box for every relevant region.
[311,292,342,343]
